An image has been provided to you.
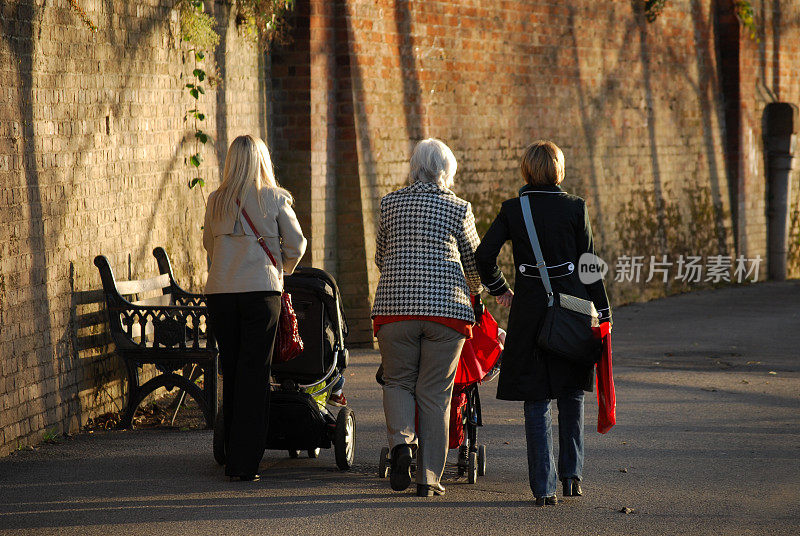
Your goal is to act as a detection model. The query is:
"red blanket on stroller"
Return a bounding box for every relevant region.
[449,308,503,449]
[454,308,503,388]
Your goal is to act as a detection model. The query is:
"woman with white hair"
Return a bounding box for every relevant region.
[203,135,307,481]
[372,138,483,497]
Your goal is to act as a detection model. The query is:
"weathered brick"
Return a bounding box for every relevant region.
[0,1,266,454]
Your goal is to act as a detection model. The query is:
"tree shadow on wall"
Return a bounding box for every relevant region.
[1,0,226,438]
[658,0,733,256]
[1,0,61,438]
[329,0,381,342]
[565,6,643,245]
[393,0,425,152]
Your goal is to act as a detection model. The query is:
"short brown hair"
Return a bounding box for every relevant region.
[520,140,565,186]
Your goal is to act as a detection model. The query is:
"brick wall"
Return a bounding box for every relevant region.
[272,0,800,335]
[734,0,800,275]
[0,0,266,455]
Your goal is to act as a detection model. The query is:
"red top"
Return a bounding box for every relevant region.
[373,315,473,339]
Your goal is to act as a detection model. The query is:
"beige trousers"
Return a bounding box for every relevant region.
[377,320,466,486]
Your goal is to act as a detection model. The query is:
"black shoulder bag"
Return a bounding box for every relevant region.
[520,195,601,365]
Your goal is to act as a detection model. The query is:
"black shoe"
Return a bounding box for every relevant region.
[416,483,446,497]
[562,478,582,497]
[534,495,557,506]
[389,444,413,491]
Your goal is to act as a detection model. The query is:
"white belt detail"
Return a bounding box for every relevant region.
[518,261,574,278]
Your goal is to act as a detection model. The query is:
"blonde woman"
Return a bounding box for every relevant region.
[372,138,483,497]
[203,135,307,481]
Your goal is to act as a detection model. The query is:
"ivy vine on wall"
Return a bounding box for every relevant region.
[67,0,97,33]
[177,0,295,196]
[235,0,296,51]
[179,0,220,194]
[641,0,759,41]
[64,0,296,195]
[733,0,759,41]
[643,0,668,23]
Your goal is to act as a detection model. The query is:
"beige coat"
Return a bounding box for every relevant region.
[203,187,306,294]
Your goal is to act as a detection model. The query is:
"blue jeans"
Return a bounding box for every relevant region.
[523,390,585,497]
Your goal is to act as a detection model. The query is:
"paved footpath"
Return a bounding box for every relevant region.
[1,282,799,536]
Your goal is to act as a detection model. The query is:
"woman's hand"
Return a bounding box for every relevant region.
[472,295,485,322]
[495,289,513,308]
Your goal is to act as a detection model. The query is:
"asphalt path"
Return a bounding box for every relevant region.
[1,282,799,535]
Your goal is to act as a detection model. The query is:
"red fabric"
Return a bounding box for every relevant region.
[592,322,615,434]
[372,315,473,339]
[454,308,502,387]
[448,391,468,449]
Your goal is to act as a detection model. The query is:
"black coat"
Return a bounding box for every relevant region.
[475,184,611,401]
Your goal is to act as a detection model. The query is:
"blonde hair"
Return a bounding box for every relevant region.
[210,135,282,220]
[520,140,565,187]
[409,138,457,188]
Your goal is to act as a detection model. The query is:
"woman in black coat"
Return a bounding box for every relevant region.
[475,140,611,505]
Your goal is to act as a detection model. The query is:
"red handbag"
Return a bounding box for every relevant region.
[239,205,304,363]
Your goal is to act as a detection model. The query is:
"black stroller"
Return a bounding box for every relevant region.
[213,267,355,470]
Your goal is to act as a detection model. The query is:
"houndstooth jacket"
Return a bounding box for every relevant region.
[371,181,483,322]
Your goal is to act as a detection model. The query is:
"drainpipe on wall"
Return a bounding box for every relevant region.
[763,103,798,281]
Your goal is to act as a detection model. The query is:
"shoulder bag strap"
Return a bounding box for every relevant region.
[520,195,555,307]
[236,200,278,268]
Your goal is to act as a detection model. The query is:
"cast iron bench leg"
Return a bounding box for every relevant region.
[119,360,141,429]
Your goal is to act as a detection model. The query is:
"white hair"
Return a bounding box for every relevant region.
[409,138,457,188]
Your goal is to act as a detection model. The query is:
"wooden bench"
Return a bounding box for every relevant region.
[94,247,218,429]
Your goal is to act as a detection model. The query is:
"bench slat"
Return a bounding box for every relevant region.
[134,294,172,306]
[115,274,170,296]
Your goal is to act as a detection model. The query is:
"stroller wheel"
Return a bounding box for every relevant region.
[468,450,478,484]
[477,444,487,476]
[308,448,320,459]
[378,447,390,478]
[335,407,356,470]
[288,450,300,459]
[212,412,225,466]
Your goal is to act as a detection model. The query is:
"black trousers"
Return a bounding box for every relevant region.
[207,291,281,477]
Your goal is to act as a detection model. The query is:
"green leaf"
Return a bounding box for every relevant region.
[197,113,205,121]
[190,154,202,167]
[197,86,205,95]
[189,177,205,188]
[193,69,206,81]
[196,51,205,60]
[185,83,195,89]
[190,88,199,99]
